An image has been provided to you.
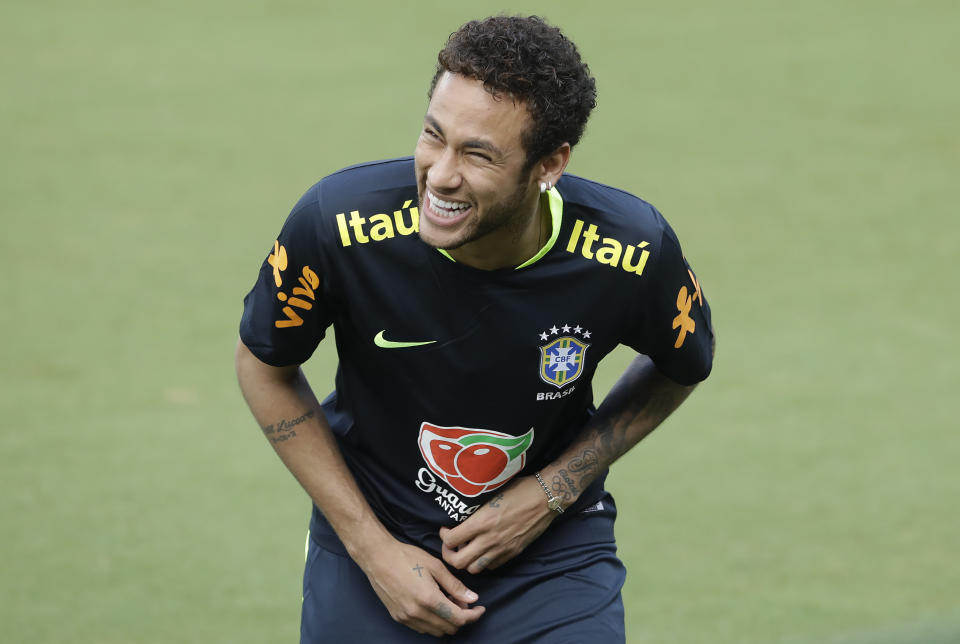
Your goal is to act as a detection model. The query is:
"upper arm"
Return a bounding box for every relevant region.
[238,186,336,367]
[621,218,714,386]
[234,337,300,382]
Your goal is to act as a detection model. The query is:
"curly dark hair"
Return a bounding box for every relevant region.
[429,15,597,169]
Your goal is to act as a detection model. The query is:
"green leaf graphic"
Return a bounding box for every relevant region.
[457,428,533,460]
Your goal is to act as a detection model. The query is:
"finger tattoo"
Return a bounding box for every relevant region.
[431,601,454,620]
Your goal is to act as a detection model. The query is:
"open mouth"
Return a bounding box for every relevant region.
[426,190,472,221]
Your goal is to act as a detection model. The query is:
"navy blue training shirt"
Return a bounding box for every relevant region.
[240,157,713,551]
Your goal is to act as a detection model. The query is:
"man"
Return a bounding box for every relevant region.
[237,15,714,643]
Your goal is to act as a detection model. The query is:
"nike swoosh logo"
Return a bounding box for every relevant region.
[374,330,437,349]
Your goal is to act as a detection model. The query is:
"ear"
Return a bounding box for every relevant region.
[536,143,571,189]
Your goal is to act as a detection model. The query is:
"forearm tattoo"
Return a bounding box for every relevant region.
[551,469,580,503]
[260,409,315,444]
[550,359,694,502]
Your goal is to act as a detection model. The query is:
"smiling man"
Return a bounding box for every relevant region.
[237,15,714,643]
[416,71,551,269]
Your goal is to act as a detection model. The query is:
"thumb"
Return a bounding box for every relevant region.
[440,524,463,548]
[431,560,480,605]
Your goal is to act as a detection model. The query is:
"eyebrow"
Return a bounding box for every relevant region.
[425,115,504,158]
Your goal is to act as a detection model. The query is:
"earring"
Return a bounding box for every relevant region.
[539,182,548,193]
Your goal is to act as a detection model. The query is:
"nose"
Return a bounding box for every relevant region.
[427,147,463,193]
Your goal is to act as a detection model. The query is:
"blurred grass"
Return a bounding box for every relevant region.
[2,0,957,642]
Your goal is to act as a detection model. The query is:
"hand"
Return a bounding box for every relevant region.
[359,538,485,637]
[440,476,557,574]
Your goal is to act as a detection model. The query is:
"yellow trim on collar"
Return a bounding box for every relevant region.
[515,186,563,269]
[435,186,564,269]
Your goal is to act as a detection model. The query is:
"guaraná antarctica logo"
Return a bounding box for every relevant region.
[538,324,591,388]
[417,423,534,498]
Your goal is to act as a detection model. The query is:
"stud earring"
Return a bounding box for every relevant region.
[539,182,548,193]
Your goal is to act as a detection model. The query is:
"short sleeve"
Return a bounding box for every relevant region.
[622,220,714,385]
[239,186,335,366]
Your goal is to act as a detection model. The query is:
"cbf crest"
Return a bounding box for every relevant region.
[538,324,592,388]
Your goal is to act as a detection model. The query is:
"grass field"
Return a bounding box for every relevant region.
[2,1,958,642]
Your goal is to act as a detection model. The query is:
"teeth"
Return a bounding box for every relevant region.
[427,191,470,217]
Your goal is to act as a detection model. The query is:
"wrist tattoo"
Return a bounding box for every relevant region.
[488,493,504,508]
[551,469,578,503]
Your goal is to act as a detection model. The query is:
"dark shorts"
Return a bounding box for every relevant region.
[300,494,626,643]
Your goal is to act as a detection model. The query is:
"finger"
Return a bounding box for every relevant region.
[440,538,474,569]
[408,617,452,638]
[421,597,483,635]
[442,540,473,570]
[402,597,461,637]
[457,604,486,623]
[441,539,456,565]
[425,601,461,636]
[415,619,455,638]
[392,607,448,637]
[467,554,497,575]
[440,524,465,550]
[440,520,478,550]
[443,535,490,570]
[431,560,483,610]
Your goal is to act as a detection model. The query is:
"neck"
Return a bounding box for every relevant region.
[448,191,548,271]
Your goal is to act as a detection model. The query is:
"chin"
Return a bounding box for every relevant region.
[417,226,468,251]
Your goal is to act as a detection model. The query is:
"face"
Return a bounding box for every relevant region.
[414,72,540,265]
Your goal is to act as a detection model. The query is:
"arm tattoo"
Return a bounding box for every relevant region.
[488,493,504,508]
[260,409,315,444]
[569,448,599,479]
[431,602,454,620]
[553,450,600,501]
[550,358,695,500]
[551,468,580,503]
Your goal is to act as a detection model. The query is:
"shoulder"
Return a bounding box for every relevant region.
[556,173,668,239]
[281,157,418,243]
[553,173,673,280]
[319,156,416,193]
[275,158,425,275]
[293,157,416,215]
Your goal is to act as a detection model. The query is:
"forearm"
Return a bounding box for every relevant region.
[438,354,698,573]
[234,340,392,565]
[541,354,697,507]
[236,340,486,634]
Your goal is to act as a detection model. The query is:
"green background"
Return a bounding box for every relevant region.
[2,1,957,642]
